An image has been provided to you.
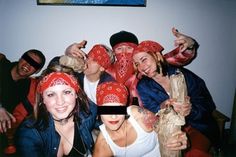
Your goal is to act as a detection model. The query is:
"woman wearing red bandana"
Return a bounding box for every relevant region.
[132,40,219,157]
[93,81,187,157]
[106,28,197,107]
[15,69,97,157]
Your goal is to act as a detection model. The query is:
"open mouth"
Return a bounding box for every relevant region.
[22,65,30,73]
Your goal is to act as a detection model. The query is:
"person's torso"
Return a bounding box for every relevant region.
[99,106,160,157]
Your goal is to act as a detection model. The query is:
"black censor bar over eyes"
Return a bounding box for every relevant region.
[97,106,127,115]
[22,53,41,70]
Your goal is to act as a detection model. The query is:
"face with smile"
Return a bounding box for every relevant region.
[133,51,159,78]
[101,102,126,131]
[42,84,77,121]
[17,53,42,78]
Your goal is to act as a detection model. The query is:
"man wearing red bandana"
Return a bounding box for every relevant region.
[107,28,198,106]
[65,28,198,106]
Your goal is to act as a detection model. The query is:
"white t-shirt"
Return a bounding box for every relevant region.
[83,76,99,103]
[99,106,161,157]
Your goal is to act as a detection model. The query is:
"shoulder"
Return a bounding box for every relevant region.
[180,67,204,83]
[0,54,10,66]
[137,76,154,88]
[100,71,116,82]
[127,106,157,132]
[16,119,41,143]
[0,53,6,60]
[79,101,97,127]
[93,133,113,157]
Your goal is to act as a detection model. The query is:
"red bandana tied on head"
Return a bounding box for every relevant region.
[88,44,112,69]
[133,40,164,56]
[96,82,128,106]
[37,72,79,94]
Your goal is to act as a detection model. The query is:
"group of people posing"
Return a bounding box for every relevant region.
[0,28,219,157]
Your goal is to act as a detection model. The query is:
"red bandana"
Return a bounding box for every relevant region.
[113,42,137,84]
[37,72,79,94]
[88,44,112,69]
[96,82,128,106]
[133,40,164,56]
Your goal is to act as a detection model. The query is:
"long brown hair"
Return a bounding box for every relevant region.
[33,64,90,130]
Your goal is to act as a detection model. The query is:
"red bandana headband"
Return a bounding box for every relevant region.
[133,40,164,56]
[88,44,112,69]
[96,82,128,106]
[37,72,79,94]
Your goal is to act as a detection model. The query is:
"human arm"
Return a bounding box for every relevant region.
[65,40,87,59]
[183,68,216,120]
[136,77,169,113]
[164,27,199,66]
[129,105,158,131]
[93,132,114,157]
[129,105,188,150]
[15,120,45,157]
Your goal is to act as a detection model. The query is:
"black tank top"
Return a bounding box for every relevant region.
[63,123,87,157]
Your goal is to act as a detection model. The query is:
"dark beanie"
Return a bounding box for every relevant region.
[109,31,139,48]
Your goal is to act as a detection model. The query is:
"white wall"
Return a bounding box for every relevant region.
[1,0,235,128]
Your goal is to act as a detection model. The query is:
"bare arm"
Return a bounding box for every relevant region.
[130,106,188,151]
[130,105,158,132]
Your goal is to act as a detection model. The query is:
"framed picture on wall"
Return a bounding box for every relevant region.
[37,0,146,7]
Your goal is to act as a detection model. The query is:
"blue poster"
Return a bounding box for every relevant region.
[38,0,146,6]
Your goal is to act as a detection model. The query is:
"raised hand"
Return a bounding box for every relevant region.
[172,27,196,53]
[65,40,87,59]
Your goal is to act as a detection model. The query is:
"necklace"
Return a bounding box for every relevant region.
[125,120,127,157]
[56,124,88,157]
[53,111,74,126]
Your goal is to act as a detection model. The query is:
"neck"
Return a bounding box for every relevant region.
[152,72,164,80]
[54,114,74,126]
[85,72,101,82]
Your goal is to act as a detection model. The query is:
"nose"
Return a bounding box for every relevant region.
[111,115,117,119]
[57,94,65,106]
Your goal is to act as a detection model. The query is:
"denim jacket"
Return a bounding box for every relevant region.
[137,65,219,143]
[16,101,97,157]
